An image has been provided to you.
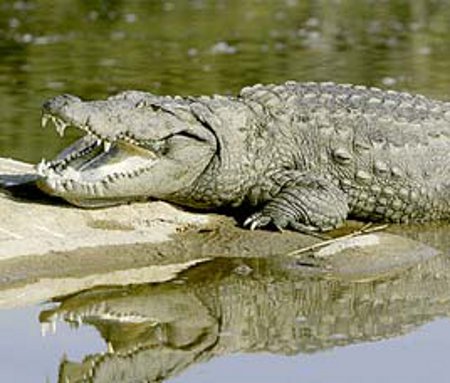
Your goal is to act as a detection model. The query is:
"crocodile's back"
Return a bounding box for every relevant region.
[239,82,450,223]
[239,81,450,152]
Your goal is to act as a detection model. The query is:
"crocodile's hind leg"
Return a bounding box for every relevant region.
[244,173,349,232]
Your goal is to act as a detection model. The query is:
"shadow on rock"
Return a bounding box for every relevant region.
[0,158,64,205]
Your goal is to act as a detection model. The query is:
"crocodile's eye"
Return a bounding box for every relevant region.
[135,100,147,108]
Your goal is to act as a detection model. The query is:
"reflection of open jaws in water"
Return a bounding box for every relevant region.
[40,237,450,383]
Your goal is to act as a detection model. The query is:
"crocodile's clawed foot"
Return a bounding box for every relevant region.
[244,212,319,234]
[244,212,279,231]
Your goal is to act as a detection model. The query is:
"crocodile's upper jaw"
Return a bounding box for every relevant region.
[36,94,217,207]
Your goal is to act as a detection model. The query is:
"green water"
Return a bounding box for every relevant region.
[1,0,450,163]
[0,0,450,382]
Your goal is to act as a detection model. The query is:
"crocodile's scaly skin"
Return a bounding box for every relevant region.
[38,82,450,231]
[175,82,450,230]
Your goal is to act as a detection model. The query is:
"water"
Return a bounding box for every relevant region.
[0,0,450,382]
[1,0,450,163]
[2,253,450,383]
[0,305,105,382]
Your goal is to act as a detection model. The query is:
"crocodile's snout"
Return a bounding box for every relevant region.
[42,94,82,114]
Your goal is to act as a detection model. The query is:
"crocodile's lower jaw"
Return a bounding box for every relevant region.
[36,139,158,206]
[37,180,142,207]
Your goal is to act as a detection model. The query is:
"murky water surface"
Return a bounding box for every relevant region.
[3,252,450,383]
[0,0,450,382]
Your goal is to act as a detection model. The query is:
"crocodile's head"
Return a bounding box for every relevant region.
[40,279,219,383]
[36,91,217,207]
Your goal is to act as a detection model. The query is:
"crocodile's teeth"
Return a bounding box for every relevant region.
[54,118,68,137]
[103,141,112,152]
[107,342,115,354]
[40,322,49,337]
[36,158,48,175]
[41,114,50,128]
[51,318,57,334]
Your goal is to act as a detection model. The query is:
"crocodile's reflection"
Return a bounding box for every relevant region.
[41,252,450,383]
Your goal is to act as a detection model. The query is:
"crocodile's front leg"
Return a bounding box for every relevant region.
[244,172,349,232]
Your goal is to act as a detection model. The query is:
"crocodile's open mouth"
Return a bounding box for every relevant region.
[40,305,187,382]
[39,282,219,383]
[36,113,159,206]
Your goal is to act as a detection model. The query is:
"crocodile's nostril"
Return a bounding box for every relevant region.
[42,94,82,114]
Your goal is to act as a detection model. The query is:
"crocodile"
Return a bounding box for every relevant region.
[36,82,450,232]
